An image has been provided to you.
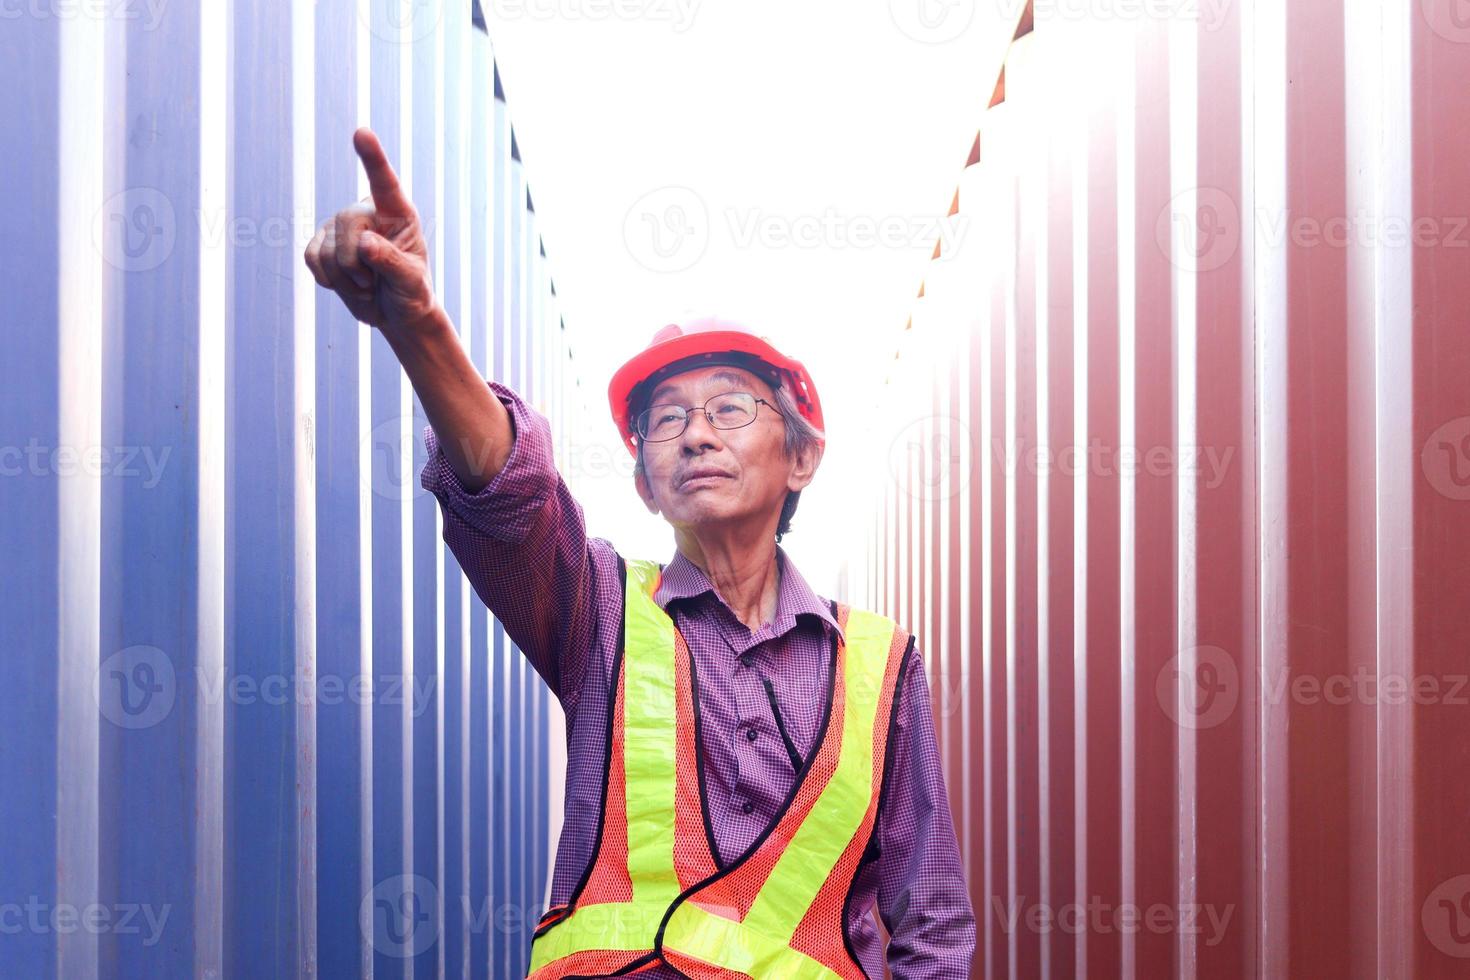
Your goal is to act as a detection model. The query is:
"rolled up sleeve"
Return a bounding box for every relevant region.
[419,379,598,710]
[419,379,559,544]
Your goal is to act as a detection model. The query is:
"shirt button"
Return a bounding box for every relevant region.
[741,801,754,815]
[746,727,758,742]
[740,653,753,668]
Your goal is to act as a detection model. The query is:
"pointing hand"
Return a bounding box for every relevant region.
[304,127,437,332]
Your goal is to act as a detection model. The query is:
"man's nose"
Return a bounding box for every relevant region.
[680,407,724,449]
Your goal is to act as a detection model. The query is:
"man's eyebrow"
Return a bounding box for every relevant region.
[649,370,753,404]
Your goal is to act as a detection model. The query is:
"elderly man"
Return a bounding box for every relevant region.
[306,128,975,978]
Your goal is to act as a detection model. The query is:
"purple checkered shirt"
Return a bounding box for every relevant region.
[420,379,976,978]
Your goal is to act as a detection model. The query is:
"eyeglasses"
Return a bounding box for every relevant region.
[635,391,784,443]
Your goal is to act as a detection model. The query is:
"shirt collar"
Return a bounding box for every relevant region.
[653,543,843,642]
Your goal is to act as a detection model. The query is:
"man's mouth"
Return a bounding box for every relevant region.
[680,469,732,488]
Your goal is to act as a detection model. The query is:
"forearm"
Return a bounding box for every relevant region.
[384,305,511,494]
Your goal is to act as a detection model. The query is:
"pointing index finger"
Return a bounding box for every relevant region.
[352,127,413,218]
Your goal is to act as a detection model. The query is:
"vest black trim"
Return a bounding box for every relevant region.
[761,675,805,773]
[563,949,678,980]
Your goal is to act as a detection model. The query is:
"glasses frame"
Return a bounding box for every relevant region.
[635,390,785,443]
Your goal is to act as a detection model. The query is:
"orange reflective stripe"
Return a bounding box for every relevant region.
[577,659,633,906]
[673,626,721,888]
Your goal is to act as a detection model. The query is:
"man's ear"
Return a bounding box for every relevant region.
[787,439,823,493]
[635,468,661,515]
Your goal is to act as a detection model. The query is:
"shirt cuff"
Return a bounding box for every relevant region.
[418,379,558,543]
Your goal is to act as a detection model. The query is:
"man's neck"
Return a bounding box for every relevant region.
[676,534,781,631]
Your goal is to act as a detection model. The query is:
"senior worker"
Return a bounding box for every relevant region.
[305,128,976,979]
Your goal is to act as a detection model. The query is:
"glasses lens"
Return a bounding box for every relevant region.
[639,404,688,441]
[637,392,759,441]
[707,391,757,429]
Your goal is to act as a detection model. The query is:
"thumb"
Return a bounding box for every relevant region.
[358,231,415,284]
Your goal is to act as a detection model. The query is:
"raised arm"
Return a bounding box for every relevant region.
[304,127,601,707]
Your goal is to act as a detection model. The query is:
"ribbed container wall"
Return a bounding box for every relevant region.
[0,2,579,977]
[851,1,1470,977]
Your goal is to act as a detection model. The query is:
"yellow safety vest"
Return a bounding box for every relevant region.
[528,556,911,979]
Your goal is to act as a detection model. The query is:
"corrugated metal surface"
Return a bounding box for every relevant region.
[1,2,578,977]
[854,1,1470,977]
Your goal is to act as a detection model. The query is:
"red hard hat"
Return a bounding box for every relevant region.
[607,316,825,458]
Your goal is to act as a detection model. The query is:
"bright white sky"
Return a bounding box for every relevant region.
[487,0,1016,593]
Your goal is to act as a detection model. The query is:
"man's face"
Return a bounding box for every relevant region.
[633,364,816,533]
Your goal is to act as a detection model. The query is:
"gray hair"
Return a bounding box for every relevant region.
[632,379,825,543]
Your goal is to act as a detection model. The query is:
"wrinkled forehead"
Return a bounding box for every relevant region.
[646,365,775,405]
